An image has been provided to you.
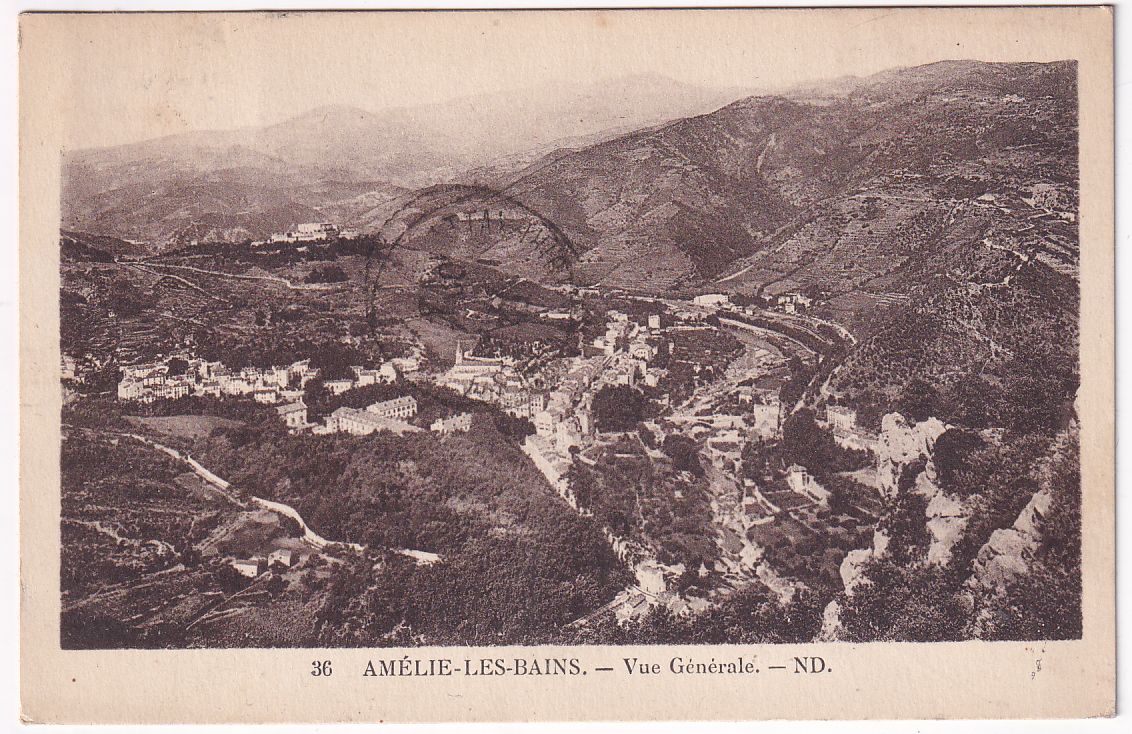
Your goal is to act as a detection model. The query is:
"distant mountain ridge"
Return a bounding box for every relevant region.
[488,59,1078,295]
[62,74,756,247]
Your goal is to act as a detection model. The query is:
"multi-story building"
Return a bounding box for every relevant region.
[330,407,389,436]
[117,379,146,401]
[351,366,379,387]
[366,395,417,421]
[324,378,354,395]
[276,400,308,429]
[826,405,857,433]
[198,380,222,398]
[431,412,473,434]
[534,409,559,437]
[270,222,339,244]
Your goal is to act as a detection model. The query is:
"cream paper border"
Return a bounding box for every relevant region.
[19,7,1114,723]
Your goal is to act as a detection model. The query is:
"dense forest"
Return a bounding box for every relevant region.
[192,416,630,644]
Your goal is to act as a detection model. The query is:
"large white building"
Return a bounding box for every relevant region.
[826,405,857,433]
[269,222,339,244]
[329,407,391,435]
[367,395,418,420]
[693,293,730,307]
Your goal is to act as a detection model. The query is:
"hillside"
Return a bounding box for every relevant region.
[490,61,1077,297]
[367,184,582,282]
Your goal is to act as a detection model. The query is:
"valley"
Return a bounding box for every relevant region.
[58,59,1082,647]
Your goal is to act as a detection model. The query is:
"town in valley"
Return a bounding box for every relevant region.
[59,59,1083,648]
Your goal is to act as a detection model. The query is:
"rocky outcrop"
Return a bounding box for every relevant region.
[875,413,947,499]
[825,412,971,639]
[817,599,843,641]
[840,529,889,594]
[968,489,1052,591]
[914,461,969,566]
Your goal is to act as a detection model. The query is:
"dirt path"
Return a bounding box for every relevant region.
[141,261,342,291]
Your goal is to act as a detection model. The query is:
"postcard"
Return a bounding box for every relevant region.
[19,6,1114,722]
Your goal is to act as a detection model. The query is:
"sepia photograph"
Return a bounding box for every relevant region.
[55,11,1085,649]
[19,6,1115,723]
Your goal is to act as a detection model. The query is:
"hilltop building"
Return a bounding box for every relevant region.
[269,222,339,244]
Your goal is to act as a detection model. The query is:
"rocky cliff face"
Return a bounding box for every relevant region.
[967,489,1053,590]
[917,461,969,566]
[875,412,947,499]
[838,412,950,597]
[822,411,965,639]
[839,528,889,595]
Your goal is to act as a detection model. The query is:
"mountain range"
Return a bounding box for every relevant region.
[62,59,1079,353]
[61,73,755,246]
[366,58,1080,433]
[360,60,1076,307]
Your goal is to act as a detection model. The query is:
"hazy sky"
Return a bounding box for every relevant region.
[31,9,1084,150]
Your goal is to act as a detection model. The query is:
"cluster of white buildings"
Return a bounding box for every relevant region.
[117,357,317,405]
[688,290,814,317]
[438,343,547,419]
[775,293,813,315]
[588,311,665,388]
[323,362,401,395]
[454,209,524,225]
[531,357,607,454]
[230,548,301,579]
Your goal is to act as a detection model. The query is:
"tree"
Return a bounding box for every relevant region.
[661,434,703,476]
[897,378,938,423]
[308,342,361,381]
[932,428,986,495]
[266,574,288,596]
[781,409,829,469]
[592,385,648,433]
[779,356,812,407]
[165,357,189,376]
[306,265,349,284]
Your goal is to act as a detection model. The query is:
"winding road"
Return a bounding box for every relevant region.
[98,429,365,553]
